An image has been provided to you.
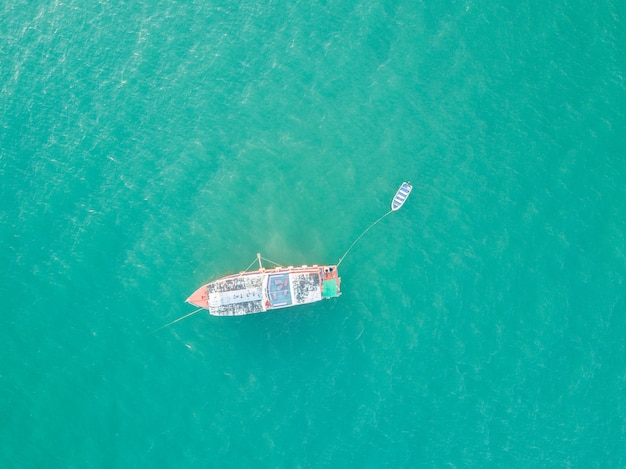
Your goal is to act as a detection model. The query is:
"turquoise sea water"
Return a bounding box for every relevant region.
[2,0,625,466]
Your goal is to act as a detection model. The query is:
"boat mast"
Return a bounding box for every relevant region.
[257,252,263,270]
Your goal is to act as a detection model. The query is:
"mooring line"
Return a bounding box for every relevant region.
[151,307,205,334]
[241,256,259,273]
[337,210,392,267]
[261,256,284,267]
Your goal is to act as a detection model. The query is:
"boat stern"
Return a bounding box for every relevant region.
[321,266,341,298]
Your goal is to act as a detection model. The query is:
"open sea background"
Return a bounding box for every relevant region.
[2,0,625,467]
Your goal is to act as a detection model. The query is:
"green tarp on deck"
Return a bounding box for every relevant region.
[322,279,339,298]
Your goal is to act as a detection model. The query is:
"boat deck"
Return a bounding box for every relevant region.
[207,272,265,316]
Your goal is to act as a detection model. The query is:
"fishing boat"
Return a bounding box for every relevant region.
[171,182,411,324]
[186,254,341,316]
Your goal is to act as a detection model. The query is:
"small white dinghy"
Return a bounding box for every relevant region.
[391,182,412,211]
